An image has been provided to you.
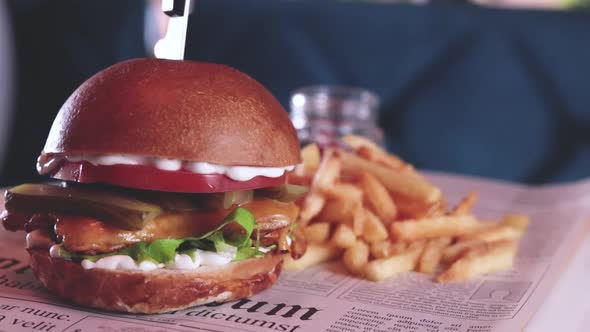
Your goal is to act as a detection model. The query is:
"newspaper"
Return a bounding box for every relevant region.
[0,172,588,332]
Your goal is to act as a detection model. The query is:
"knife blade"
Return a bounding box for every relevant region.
[155,0,193,60]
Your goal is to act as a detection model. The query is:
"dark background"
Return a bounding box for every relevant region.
[2,0,589,186]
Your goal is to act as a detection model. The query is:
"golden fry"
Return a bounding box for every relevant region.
[442,241,475,264]
[418,237,452,274]
[343,241,370,275]
[407,240,426,253]
[298,192,326,227]
[392,195,446,219]
[352,205,366,236]
[301,143,321,175]
[364,243,423,281]
[323,184,364,233]
[324,183,363,202]
[357,146,407,170]
[390,215,480,241]
[337,150,441,205]
[360,173,397,223]
[459,224,523,243]
[450,192,478,216]
[370,241,392,259]
[390,241,408,255]
[304,222,332,244]
[342,134,406,170]
[442,225,523,263]
[370,241,409,259]
[332,224,357,249]
[311,148,341,193]
[437,240,518,283]
[503,214,530,230]
[316,198,355,224]
[284,243,342,271]
[362,209,389,243]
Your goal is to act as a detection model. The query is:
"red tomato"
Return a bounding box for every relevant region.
[51,162,286,193]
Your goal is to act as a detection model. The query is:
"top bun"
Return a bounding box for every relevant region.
[43,58,300,167]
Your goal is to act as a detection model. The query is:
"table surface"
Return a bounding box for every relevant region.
[526,233,590,332]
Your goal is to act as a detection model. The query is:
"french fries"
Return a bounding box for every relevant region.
[451,192,478,216]
[343,134,406,170]
[365,242,424,281]
[343,241,370,275]
[418,237,452,274]
[442,241,478,264]
[360,173,397,223]
[316,198,355,223]
[503,214,530,230]
[337,150,442,205]
[362,209,389,243]
[311,149,341,193]
[391,215,480,241]
[437,240,518,283]
[298,192,325,227]
[369,241,409,259]
[290,138,529,284]
[392,194,447,219]
[283,243,342,271]
[442,224,523,263]
[300,143,321,175]
[458,224,523,242]
[303,222,331,244]
[352,205,366,236]
[332,224,357,249]
[370,241,392,259]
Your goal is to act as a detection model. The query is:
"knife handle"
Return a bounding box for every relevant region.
[162,0,186,17]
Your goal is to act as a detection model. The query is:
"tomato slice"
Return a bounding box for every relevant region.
[51,161,286,193]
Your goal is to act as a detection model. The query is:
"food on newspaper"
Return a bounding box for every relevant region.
[0,59,308,313]
[286,135,529,283]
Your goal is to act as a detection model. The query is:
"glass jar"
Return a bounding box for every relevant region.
[289,86,383,147]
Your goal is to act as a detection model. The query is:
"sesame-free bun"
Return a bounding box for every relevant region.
[28,249,283,314]
[43,58,300,167]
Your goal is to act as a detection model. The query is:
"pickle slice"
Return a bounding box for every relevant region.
[5,184,163,230]
[255,184,308,202]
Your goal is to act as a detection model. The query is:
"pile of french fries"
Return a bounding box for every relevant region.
[285,135,529,283]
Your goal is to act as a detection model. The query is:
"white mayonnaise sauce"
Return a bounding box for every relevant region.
[166,253,201,270]
[38,154,295,181]
[80,248,237,272]
[81,256,164,272]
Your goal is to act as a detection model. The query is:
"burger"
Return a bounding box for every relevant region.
[1,58,307,313]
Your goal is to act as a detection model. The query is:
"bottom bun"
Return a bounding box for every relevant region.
[28,249,283,314]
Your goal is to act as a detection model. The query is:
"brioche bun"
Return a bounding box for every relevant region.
[29,249,283,314]
[25,59,300,314]
[43,58,300,167]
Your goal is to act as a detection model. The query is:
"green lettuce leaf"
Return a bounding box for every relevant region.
[185,207,255,244]
[234,246,257,261]
[141,239,184,263]
[224,207,256,247]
